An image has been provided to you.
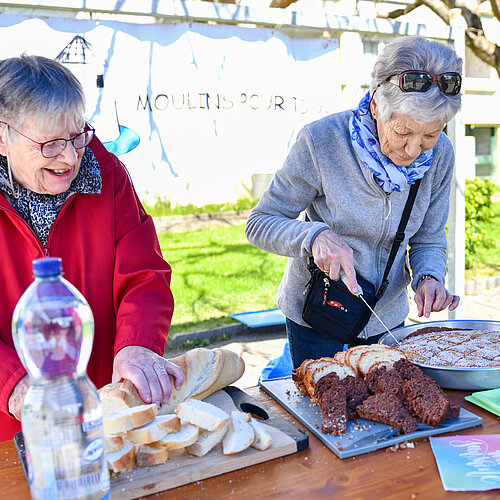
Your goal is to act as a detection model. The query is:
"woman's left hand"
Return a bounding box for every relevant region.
[111,346,185,405]
[414,279,460,318]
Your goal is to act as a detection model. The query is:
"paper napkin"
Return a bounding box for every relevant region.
[465,388,500,417]
[430,435,500,491]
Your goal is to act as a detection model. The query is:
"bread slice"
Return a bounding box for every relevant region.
[106,440,136,474]
[222,411,254,455]
[311,362,356,386]
[126,419,168,444]
[103,404,158,435]
[155,414,181,433]
[104,434,125,453]
[99,380,144,414]
[129,404,159,428]
[357,348,407,377]
[168,448,187,458]
[135,444,169,467]
[186,421,229,457]
[345,345,389,376]
[249,418,272,451]
[157,424,199,450]
[303,357,337,396]
[176,399,229,432]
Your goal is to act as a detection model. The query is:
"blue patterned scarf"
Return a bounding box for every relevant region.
[349,91,434,192]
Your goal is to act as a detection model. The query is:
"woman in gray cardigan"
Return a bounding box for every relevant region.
[245,36,462,369]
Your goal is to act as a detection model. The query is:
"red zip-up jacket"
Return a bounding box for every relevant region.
[0,135,173,441]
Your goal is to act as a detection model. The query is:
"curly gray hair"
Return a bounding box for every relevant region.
[371,36,462,124]
[0,54,85,133]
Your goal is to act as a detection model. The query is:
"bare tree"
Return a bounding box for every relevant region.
[201,1,500,77]
[379,1,500,77]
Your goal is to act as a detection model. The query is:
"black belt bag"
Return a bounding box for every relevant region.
[301,179,421,344]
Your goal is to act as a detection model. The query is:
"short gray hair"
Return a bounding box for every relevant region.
[0,54,85,132]
[371,36,462,124]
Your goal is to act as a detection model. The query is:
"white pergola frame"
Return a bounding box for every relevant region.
[0,1,466,317]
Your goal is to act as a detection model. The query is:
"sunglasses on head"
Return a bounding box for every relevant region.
[388,70,461,96]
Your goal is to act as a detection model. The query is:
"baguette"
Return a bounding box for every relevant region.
[98,348,245,415]
[158,348,245,414]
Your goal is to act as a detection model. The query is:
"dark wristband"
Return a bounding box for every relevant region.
[418,274,439,285]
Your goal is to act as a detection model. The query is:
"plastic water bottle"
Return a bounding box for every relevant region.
[12,257,110,500]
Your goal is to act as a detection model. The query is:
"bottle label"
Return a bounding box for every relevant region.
[83,438,104,462]
[56,471,106,499]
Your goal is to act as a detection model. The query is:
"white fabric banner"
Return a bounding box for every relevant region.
[0,15,340,204]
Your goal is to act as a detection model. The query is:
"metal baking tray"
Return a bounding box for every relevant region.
[379,320,500,390]
[259,376,482,459]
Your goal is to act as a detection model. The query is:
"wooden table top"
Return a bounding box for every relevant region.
[1,386,499,499]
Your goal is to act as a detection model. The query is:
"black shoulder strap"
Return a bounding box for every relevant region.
[376,178,421,299]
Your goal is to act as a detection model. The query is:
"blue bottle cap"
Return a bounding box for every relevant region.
[33,257,63,278]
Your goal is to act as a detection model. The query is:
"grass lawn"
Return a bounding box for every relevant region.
[159,201,500,336]
[158,225,287,336]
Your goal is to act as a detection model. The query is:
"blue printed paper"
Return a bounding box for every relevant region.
[430,435,500,491]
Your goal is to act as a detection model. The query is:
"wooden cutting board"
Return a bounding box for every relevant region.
[14,387,308,500]
[109,388,307,499]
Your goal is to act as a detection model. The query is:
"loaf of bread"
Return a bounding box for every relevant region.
[158,347,245,414]
[98,347,245,415]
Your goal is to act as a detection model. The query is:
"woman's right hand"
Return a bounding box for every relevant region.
[311,229,359,294]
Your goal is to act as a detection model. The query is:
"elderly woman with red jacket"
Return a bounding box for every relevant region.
[0,54,183,441]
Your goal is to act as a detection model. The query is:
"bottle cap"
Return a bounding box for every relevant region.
[33,257,63,278]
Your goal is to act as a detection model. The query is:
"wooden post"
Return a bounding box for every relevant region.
[447,12,467,319]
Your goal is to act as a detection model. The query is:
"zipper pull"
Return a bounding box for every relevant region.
[322,277,330,306]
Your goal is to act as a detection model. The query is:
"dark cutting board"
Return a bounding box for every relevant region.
[260,376,483,459]
[15,386,308,499]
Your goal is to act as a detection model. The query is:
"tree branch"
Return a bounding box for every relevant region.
[381,0,500,77]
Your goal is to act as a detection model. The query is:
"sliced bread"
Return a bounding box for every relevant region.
[222,411,254,455]
[249,418,272,451]
[106,440,136,474]
[155,414,181,433]
[357,347,407,377]
[126,419,168,444]
[135,444,169,467]
[104,434,125,453]
[157,424,200,450]
[176,399,229,432]
[186,422,229,457]
[103,403,158,435]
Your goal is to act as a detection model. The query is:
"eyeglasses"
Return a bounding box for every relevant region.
[388,71,461,96]
[1,121,95,158]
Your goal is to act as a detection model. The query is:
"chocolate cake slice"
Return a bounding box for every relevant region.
[319,385,349,435]
[314,371,340,405]
[340,375,369,413]
[374,369,405,398]
[402,377,451,426]
[365,366,387,394]
[356,393,419,433]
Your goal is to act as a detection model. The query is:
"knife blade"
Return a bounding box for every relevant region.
[340,269,401,346]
